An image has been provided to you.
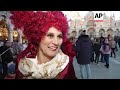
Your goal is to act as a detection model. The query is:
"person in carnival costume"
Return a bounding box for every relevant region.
[10,11,77,79]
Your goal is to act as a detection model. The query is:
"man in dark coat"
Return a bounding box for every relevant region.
[118,36,120,48]
[93,38,101,64]
[99,35,105,62]
[75,30,92,79]
[0,40,13,79]
[114,35,119,51]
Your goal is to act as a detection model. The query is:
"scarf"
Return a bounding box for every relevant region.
[18,50,69,79]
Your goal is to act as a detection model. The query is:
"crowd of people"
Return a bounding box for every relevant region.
[68,29,120,79]
[0,40,27,79]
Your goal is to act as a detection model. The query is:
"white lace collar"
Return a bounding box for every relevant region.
[18,50,69,79]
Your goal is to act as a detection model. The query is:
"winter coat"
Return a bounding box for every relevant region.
[75,35,92,64]
[100,36,105,46]
[0,45,13,64]
[109,40,116,48]
[93,42,101,55]
[100,43,111,54]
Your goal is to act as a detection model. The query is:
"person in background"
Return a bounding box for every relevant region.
[109,38,116,58]
[90,37,95,63]
[99,34,105,63]
[118,36,120,48]
[114,35,119,51]
[75,30,92,79]
[66,33,70,39]
[0,40,13,79]
[93,38,101,64]
[69,30,77,45]
[11,41,22,56]
[100,38,111,68]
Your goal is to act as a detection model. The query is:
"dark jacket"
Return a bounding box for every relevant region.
[100,36,105,46]
[75,35,92,64]
[0,45,13,64]
[93,42,101,55]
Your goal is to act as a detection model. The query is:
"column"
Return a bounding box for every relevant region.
[17,29,23,44]
[6,17,14,42]
[18,33,22,44]
[9,30,13,42]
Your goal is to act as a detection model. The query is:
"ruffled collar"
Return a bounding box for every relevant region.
[18,50,69,79]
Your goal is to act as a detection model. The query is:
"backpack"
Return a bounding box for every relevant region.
[103,44,111,52]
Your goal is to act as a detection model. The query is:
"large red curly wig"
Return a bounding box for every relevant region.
[10,11,76,78]
[10,11,69,58]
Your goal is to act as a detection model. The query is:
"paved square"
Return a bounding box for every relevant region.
[73,47,120,79]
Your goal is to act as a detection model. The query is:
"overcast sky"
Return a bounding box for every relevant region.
[63,11,120,20]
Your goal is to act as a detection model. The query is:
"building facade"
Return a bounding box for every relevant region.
[0,11,120,43]
[0,11,26,43]
[69,11,120,38]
